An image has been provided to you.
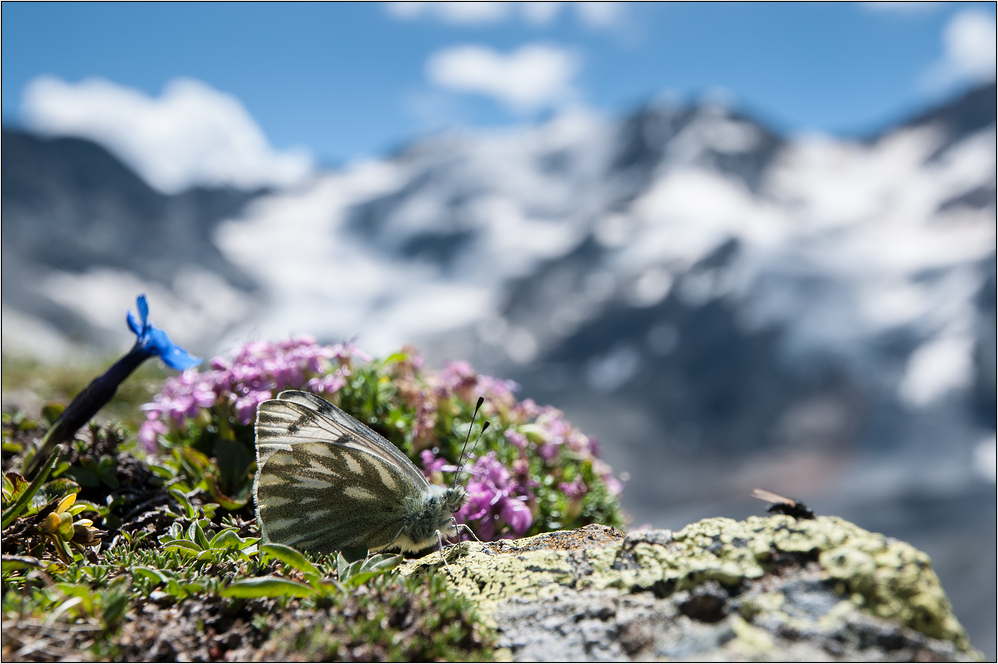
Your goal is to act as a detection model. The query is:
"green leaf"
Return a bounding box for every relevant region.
[341,570,381,588]
[42,478,81,502]
[147,464,175,479]
[2,555,46,574]
[2,472,28,503]
[518,424,546,443]
[209,529,246,551]
[96,456,119,489]
[188,520,211,550]
[383,351,408,364]
[164,540,202,555]
[221,576,316,598]
[361,553,402,574]
[40,402,66,426]
[196,549,222,564]
[260,543,321,580]
[100,585,130,631]
[2,449,59,529]
[178,447,210,479]
[205,474,249,511]
[63,466,100,488]
[133,567,167,586]
[213,438,252,495]
[180,581,207,595]
[168,489,195,520]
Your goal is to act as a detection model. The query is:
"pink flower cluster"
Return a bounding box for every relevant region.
[138,336,624,541]
[420,448,534,539]
[416,362,623,539]
[461,452,532,539]
[435,360,520,406]
[138,337,365,452]
[504,397,621,496]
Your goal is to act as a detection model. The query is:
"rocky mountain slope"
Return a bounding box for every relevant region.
[1,129,262,356]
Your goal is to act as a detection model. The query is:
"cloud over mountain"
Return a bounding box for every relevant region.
[923,9,997,92]
[426,43,580,112]
[21,76,314,194]
[387,1,623,29]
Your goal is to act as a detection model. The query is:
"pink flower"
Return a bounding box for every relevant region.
[142,337,374,437]
[511,398,542,422]
[457,452,534,540]
[307,368,348,395]
[504,429,529,451]
[420,450,448,479]
[538,443,559,461]
[233,389,273,425]
[476,375,520,403]
[559,476,588,500]
[138,415,169,453]
[330,341,371,363]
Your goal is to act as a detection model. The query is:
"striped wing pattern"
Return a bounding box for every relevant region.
[256,390,429,490]
[253,390,428,553]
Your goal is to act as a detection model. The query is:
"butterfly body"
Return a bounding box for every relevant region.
[254,390,469,555]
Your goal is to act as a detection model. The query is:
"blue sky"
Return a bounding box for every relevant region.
[2,2,995,182]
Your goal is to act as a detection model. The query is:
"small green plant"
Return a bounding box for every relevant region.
[38,493,104,563]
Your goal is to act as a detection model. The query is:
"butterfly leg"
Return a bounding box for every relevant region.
[435,529,456,578]
[453,519,481,544]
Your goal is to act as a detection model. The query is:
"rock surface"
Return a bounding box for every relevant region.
[403,517,982,661]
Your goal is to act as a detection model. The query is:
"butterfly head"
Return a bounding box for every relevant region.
[443,484,468,515]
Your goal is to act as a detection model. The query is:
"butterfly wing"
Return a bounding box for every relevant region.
[253,391,431,553]
[256,390,429,490]
[256,441,417,553]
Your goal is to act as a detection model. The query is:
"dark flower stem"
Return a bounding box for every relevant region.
[23,344,148,478]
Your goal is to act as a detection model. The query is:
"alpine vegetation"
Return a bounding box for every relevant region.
[141,338,626,543]
[3,314,625,658]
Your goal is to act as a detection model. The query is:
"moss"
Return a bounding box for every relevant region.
[256,574,494,662]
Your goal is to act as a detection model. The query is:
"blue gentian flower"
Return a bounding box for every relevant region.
[23,295,201,476]
[127,295,201,370]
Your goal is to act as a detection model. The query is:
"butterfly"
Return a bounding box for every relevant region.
[253,390,479,561]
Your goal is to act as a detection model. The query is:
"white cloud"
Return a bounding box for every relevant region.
[922,10,997,92]
[522,2,562,26]
[387,2,510,25]
[426,43,580,113]
[21,76,313,194]
[574,2,623,28]
[386,1,621,29]
[863,2,942,14]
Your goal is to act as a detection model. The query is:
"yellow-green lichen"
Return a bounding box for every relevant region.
[402,516,974,654]
[728,614,776,657]
[817,522,969,649]
[401,538,608,625]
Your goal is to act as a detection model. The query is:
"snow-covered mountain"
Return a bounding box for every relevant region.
[1,129,264,357]
[212,85,994,454]
[4,86,994,458]
[2,84,996,652]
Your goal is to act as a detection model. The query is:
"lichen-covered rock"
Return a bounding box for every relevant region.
[402,517,982,661]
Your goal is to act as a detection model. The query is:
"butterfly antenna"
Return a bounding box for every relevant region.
[451,397,489,490]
